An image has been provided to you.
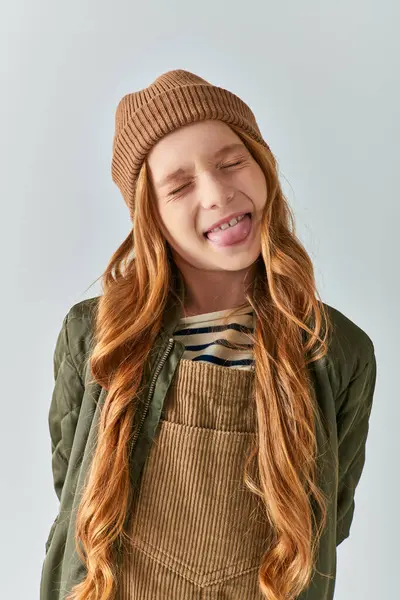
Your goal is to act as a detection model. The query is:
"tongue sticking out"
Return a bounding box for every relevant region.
[206,214,252,247]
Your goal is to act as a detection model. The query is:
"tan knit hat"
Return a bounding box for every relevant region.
[111,69,269,220]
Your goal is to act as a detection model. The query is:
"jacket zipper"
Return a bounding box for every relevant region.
[128,337,175,457]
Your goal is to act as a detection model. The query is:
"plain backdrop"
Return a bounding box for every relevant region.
[1,1,398,598]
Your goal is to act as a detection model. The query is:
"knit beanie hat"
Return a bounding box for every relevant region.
[111,69,270,220]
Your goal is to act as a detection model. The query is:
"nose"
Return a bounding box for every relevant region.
[199,172,235,209]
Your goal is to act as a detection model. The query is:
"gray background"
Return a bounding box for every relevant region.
[1,1,397,598]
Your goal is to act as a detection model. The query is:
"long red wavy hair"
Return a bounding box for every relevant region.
[66,125,333,600]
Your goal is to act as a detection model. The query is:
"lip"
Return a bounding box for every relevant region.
[203,211,251,235]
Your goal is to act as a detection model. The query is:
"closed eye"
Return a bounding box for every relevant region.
[169,182,191,196]
[221,160,243,168]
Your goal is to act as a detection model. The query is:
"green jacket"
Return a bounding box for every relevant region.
[40,291,377,600]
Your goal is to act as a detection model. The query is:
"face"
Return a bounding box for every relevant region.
[146,119,267,274]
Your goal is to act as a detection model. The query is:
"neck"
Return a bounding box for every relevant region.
[174,260,256,318]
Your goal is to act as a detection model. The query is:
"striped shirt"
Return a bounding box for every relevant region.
[173,304,255,371]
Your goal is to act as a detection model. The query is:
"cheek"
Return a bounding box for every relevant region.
[159,208,195,242]
[248,167,267,207]
[239,168,265,202]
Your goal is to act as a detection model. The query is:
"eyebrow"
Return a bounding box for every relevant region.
[157,142,246,188]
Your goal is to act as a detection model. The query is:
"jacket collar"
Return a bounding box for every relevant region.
[161,262,187,337]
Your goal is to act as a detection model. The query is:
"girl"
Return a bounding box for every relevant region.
[40,69,377,600]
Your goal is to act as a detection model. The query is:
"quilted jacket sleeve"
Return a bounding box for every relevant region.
[48,311,85,503]
[335,338,377,546]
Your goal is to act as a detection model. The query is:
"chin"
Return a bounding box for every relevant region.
[212,251,261,272]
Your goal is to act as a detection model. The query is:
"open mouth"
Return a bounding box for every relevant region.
[203,212,253,247]
[203,213,252,238]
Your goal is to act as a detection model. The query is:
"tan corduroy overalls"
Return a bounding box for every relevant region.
[117,358,273,599]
